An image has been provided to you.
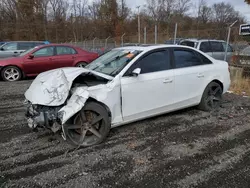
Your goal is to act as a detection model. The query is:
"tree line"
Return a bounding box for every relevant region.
[0,0,247,43]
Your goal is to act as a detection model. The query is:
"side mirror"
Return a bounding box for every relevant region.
[28,54,34,59]
[0,47,4,51]
[131,68,141,77]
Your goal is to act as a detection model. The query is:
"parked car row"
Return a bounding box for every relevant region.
[0,43,98,81]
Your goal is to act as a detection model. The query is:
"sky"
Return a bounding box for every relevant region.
[126,0,250,22]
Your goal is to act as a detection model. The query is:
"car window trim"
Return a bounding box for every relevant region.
[55,46,78,56]
[123,48,173,77]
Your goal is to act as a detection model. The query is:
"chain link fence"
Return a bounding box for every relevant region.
[63,27,250,89]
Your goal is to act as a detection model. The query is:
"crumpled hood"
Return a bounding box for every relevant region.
[24,67,113,106]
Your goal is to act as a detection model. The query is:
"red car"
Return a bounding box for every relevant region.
[0,44,98,81]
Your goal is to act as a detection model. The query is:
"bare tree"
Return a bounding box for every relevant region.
[197,0,212,24]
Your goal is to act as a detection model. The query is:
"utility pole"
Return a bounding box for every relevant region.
[136,6,141,44]
[224,20,238,61]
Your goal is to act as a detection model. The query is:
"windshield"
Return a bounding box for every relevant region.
[19,47,38,57]
[85,49,142,76]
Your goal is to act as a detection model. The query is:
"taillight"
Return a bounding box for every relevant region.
[228,65,230,73]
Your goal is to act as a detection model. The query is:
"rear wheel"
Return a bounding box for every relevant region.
[198,82,223,111]
[64,102,110,147]
[1,66,22,81]
[76,62,87,68]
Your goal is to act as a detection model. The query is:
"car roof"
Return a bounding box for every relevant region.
[180,39,226,43]
[115,44,198,51]
[33,43,80,48]
[4,41,47,43]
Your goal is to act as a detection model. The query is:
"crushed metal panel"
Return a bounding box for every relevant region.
[59,87,90,124]
[24,67,113,106]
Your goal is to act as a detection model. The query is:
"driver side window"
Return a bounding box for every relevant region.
[33,47,54,57]
[128,50,171,74]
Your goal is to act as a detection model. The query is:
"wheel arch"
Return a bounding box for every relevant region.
[86,97,112,119]
[210,79,224,92]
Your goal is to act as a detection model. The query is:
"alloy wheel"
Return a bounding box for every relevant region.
[3,67,20,81]
[64,110,105,147]
[205,85,223,109]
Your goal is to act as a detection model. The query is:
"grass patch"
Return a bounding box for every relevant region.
[230,77,250,96]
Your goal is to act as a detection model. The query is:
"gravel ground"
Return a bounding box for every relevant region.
[0,80,250,188]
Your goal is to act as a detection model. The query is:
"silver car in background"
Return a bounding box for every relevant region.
[0,41,49,59]
[179,39,234,62]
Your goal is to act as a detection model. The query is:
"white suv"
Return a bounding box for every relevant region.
[179,39,234,62]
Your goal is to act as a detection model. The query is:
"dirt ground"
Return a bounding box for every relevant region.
[0,80,250,188]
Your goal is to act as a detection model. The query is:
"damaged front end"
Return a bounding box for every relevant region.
[25,101,64,132]
[24,67,116,139]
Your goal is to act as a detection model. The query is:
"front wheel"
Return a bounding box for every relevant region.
[1,66,22,81]
[198,82,223,111]
[64,102,111,147]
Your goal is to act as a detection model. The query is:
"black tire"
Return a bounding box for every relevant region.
[64,102,110,147]
[198,82,223,111]
[1,66,22,81]
[76,62,87,68]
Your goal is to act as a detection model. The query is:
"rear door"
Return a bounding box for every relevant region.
[53,46,77,68]
[210,41,225,61]
[172,47,213,107]
[23,46,55,75]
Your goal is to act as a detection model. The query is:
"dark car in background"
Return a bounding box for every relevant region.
[231,46,250,75]
[0,41,50,59]
[0,44,98,81]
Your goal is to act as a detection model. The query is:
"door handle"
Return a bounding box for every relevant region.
[197,73,204,78]
[163,78,173,83]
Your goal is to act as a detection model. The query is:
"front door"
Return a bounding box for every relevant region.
[23,46,55,75]
[121,49,175,122]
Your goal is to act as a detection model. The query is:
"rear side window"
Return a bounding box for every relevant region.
[210,41,224,52]
[19,42,34,50]
[56,46,77,55]
[200,42,212,52]
[174,49,202,68]
[180,41,196,48]
[131,50,171,74]
[196,52,213,65]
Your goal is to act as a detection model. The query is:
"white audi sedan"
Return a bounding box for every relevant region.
[24,45,231,147]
